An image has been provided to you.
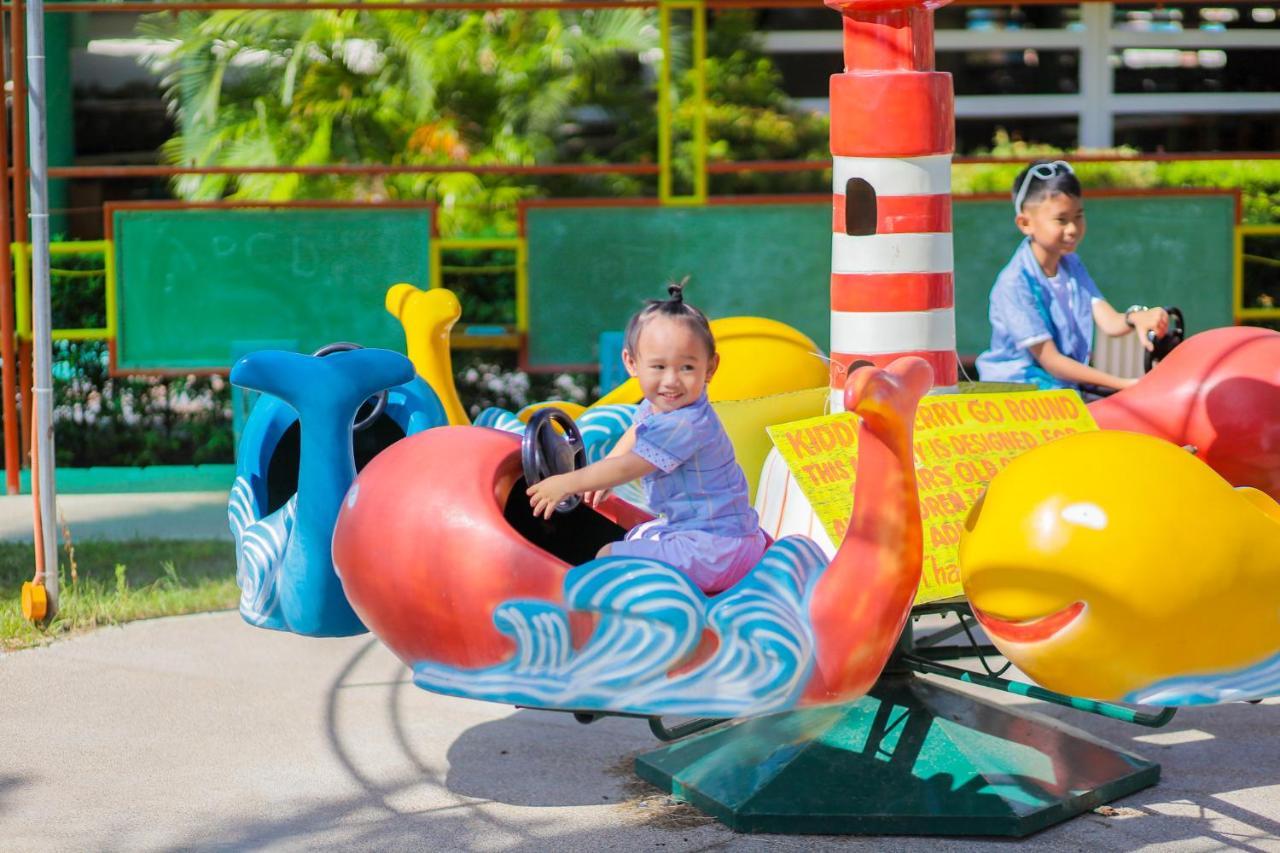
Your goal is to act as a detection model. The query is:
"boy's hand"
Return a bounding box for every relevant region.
[583,489,611,508]
[1132,308,1170,351]
[528,474,576,520]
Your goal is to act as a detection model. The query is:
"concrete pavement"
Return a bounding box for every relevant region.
[0,491,232,543]
[3,611,1280,851]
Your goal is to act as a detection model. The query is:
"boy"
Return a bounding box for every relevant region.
[976,159,1168,392]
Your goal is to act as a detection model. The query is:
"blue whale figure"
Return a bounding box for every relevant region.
[228,348,446,637]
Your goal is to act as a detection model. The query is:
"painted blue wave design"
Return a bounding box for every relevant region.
[474,407,525,433]
[1127,649,1280,706]
[579,405,638,463]
[564,560,706,691]
[228,474,293,629]
[635,536,824,716]
[578,406,642,509]
[412,559,703,709]
[411,535,826,717]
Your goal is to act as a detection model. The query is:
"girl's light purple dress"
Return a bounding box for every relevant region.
[609,392,767,593]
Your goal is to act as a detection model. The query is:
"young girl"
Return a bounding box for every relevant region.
[527,283,768,594]
[976,159,1169,392]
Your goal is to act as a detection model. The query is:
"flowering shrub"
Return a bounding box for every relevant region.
[46,340,234,466]
[454,351,594,418]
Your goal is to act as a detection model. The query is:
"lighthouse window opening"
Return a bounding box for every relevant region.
[844,178,878,237]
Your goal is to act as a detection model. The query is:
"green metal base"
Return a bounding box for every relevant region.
[635,674,1159,836]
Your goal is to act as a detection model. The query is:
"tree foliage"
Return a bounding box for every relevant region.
[141,8,834,232]
[142,7,662,234]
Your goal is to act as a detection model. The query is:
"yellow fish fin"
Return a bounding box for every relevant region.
[1235,486,1280,526]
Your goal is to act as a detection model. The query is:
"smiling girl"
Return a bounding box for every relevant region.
[527,283,767,593]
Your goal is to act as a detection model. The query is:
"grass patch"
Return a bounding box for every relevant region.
[1,539,238,651]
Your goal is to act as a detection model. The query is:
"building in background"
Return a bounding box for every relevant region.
[760,1,1280,152]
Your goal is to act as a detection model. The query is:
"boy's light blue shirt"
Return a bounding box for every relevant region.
[630,392,759,538]
[975,238,1104,390]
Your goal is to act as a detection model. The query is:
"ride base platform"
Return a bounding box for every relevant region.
[635,672,1159,836]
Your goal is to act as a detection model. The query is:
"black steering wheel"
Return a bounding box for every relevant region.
[521,408,587,514]
[1144,306,1185,373]
[312,341,388,431]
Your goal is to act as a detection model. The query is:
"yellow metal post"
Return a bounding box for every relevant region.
[13,242,30,340]
[516,237,529,335]
[103,239,117,339]
[658,0,708,206]
[1237,225,1280,322]
[13,240,112,340]
[432,238,524,349]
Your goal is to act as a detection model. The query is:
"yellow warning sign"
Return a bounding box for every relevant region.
[766,391,1097,604]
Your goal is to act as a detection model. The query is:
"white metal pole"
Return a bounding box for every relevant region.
[1079,2,1114,149]
[26,0,58,616]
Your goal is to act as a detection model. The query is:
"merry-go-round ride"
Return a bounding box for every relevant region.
[222,0,1280,834]
[227,306,1280,835]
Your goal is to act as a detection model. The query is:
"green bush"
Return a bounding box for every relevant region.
[955,130,1280,225]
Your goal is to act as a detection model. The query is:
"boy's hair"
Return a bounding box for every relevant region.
[623,279,716,358]
[1012,159,1082,213]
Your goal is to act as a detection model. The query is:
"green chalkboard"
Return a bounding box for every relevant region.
[525,193,1235,366]
[526,203,830,367]
[114,207,431,369]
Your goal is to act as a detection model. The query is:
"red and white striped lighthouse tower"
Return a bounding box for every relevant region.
[754,0,958,548]
[826,0,957,409]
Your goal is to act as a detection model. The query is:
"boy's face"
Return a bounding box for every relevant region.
[623,317,719,414]
[1016,192,1086,261]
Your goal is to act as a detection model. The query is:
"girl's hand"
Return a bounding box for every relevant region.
[528,474,576,520]
[583,489,611,508]
[1132,308,1170,351]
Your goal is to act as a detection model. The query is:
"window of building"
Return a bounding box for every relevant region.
[1114,111,1280,150]
[1112,47,1280,93]
[938,49,1080,96]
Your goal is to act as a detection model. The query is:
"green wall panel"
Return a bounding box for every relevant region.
[525,194,1235,367]
[526,202,830,367]
[113,207,431,369]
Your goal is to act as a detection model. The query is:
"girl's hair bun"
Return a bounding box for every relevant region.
[624,276,714,358]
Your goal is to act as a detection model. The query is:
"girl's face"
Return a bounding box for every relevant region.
[623,317,719,413]
[1017,192,1086,264]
